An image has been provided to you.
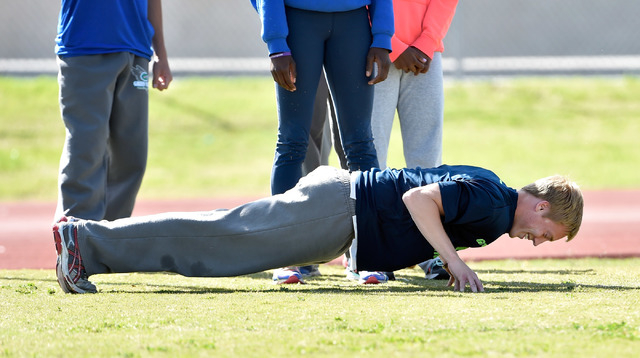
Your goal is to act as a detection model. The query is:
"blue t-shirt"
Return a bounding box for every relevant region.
[55,0,154,59]
[353,165,518,272]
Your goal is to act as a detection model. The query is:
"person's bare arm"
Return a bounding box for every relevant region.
[148,0,172,91]
[402,184,484,292]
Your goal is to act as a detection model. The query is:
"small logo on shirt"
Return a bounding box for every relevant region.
[476,239,487,247]
[131,65,149,90]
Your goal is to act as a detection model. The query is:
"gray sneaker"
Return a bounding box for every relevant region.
[53,217,97,294]
[418,257,451,280]
[299,265,321,277]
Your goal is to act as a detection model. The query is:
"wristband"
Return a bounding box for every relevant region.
[269,51,291,59]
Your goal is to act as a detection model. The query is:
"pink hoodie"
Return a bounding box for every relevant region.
[390,0,458,62]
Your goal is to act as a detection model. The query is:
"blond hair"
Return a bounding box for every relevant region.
[521,175,584,241]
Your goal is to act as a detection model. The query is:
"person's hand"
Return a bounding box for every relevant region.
[270,55,297,92]
[365,47,391,85]
[443,259,484,293]
[152,57,172,91]
[393,47,431,76]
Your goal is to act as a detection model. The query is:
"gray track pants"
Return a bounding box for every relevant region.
[371,52,444,169]
[78,166,356,277]
[55,53,149,222]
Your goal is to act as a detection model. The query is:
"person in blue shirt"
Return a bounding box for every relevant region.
[250,0,394,284]
[52,165,584,294]
[54,0,172,222]
[249,0,393,193]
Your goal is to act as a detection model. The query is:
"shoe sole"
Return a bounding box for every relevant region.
[425,272,450,280]
[274,275,305,284]
[55,260,74,293]
[360,276,387,284]
[53,224,88,294]
[345,272,360,281]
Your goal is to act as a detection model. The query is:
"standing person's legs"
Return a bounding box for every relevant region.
[104,54,150,220]
[300,71,348,278]
[323,7,379,172]
[370,67,402,169]
[397,52,444,168]
[75,167,355,278]
[328,94,348,169]
[55,53,130,221]
[302,72,332,176]
[397,53,447,281]
[300,72,332,278]
[271,8,328,195]
[323,8,387,283]
[303,71,348,175]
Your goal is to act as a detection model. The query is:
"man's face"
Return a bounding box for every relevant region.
[509,201,569,246]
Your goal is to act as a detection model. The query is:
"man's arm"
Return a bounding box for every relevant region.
[402,183,484,292]
[148,0,172,91]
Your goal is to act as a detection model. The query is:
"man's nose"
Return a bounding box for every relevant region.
[532,237,547,246]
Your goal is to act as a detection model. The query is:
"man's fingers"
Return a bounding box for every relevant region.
[462,276,485,293]
[458,278,467,292]
[365,54,374,78]
[454,277,464,292]
[154,76,170,91]
[270,56,297,92]
[271,69,295,91]
[451,275,485,293]
[289,61,297,85]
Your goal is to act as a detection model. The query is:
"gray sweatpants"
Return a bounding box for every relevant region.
[78,166,356,277]
[371,52,444,169]
[55,52,149,222]
[302,71,347,176]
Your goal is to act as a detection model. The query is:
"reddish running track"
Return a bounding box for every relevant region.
[1,191,638,269]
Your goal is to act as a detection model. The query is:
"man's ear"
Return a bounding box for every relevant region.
[536,200,550,212]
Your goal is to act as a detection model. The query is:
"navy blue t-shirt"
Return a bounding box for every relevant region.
[353,165,518,272]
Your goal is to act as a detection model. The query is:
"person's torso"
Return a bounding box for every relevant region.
[354,165,518,271]
[56,0,154,59]
[284,0,371,12]
[392,0,431,45]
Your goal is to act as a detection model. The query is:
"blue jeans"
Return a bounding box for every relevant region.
[271,7,379,194]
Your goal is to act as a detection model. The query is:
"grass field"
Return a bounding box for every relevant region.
[2,76,640,356]
[1,76,639,201]
[2,259,639,357]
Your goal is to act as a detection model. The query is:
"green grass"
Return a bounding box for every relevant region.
[2,259,640,357]
[1,76,639,201]
[2,76,639,356]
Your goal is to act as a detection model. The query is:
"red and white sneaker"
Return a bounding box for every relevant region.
[53,217,97,294]
[272,267,305,284]
[357,271,389,284]
[343,256,389,284]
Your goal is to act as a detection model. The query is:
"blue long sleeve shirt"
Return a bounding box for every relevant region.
[250,0,394,55]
